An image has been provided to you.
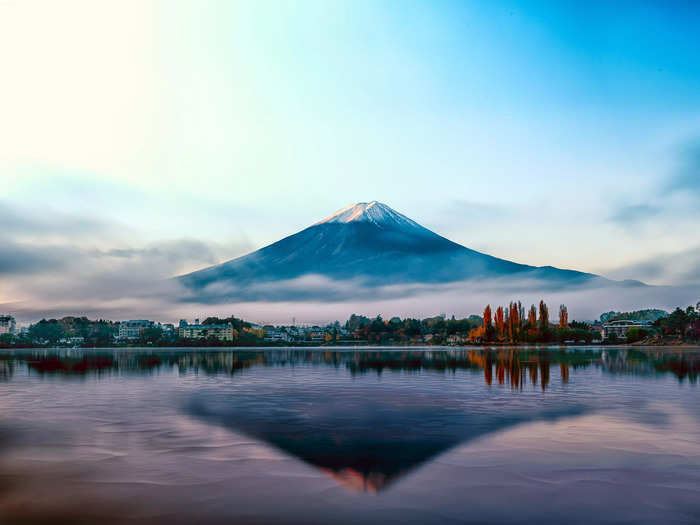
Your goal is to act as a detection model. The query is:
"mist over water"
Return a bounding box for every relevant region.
[1,347,699,524]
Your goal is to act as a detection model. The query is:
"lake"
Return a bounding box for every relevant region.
[1,346,699,524]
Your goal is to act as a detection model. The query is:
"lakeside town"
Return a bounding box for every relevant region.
[1,300,699,348]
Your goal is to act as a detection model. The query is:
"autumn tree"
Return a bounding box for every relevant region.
[468,326,485,343]
[508,301,520,343]
[495,306,505,341]
[528,305,537,330]
[483,305,492,329]
[559,304,568,329]
[483,305,494,341]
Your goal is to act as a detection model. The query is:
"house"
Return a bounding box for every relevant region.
[178,320,234,342]
[0,315,16,335]
[58,336,85,346]
[263,326,292,343]
[285,326,305,340]
[446,334,467,345]
[118,320,154,340]
[602,320,652,340]
[308,327,327,342]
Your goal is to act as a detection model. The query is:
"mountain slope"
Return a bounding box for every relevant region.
[179,201,605,301]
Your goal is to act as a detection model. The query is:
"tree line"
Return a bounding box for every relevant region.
[467,300,595,344]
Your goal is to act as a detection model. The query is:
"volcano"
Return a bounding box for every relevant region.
[179,201,607,301]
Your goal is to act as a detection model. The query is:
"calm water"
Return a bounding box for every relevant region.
[1,346,699,524]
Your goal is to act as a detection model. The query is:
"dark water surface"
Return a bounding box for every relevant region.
[1,346,699,524]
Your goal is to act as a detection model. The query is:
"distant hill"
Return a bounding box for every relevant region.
[600,309,668,323]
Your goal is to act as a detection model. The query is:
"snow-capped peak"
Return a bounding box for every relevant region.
[315,201,424,231]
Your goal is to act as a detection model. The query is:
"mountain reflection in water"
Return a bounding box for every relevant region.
[1,347,698,495]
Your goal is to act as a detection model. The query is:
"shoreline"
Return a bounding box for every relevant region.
[2,343,699,351]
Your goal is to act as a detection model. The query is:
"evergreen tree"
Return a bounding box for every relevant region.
[538,300,549,336]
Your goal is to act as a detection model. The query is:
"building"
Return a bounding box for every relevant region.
[58,336,85,346]
[118,320,154,340]
[602,320,652,340]
[446,334,467,345]
[307,327,327,342]
[178,320,234,342]
[285,326,304,340]
[590,322,604,342]
[263,326,292,343]
[0,315,16,335]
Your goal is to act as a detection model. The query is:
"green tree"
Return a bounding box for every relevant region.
[141,326,164,344]
[665,307,689,336]
[569,320,590,330]
[625,327,649,343]
[29,319,66,343]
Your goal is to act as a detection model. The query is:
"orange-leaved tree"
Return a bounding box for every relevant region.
[495,306,505,341]
[483,304,493,341]
[528,304,537,330]
[559,304,568,329]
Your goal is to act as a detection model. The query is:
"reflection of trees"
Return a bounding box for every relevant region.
[1,347,698,385]
[469,350,551,390]
[655,358,698,382]
[540,358,550,390]
[601,349,699,383]
[0,357,15,380]
[560,363,570,383]
[26,354,117,374]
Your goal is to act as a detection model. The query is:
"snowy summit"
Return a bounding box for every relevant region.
[316,201,423,230]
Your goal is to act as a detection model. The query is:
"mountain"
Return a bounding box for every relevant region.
[179,201,607,301]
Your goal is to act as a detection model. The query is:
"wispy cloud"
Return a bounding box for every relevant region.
[607,203,661,226]
[607,137,700,229]
[0,230,253,323]
[0,200,116,238]
[0,238,73,275]
[602,245,700,286]
[666,140,700,198]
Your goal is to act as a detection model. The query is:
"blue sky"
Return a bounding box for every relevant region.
[1,0,699,319]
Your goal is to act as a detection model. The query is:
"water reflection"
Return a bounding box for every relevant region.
[1,347,699,523]
[2,347,698,494]
[2,347,699,386]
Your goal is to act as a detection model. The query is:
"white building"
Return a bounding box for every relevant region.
[263,326,292,343]
[178,320,234,342]
[0,315,16,335]
[58,336,85,346]
[602,320,652,340]
[118,320,154,340]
